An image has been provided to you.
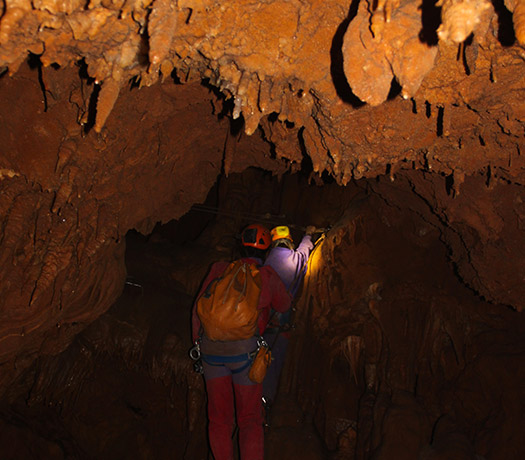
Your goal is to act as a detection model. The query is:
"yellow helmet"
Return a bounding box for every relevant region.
[271,226,293,243]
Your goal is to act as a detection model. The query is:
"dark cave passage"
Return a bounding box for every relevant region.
[1,4,524,458]
[1,167,525,460]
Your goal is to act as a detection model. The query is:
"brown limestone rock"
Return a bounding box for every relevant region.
[342,0,438,105]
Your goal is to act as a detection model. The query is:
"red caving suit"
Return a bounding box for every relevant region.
[192,257,291,460]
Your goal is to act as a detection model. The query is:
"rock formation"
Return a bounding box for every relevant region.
[0,0,524,458]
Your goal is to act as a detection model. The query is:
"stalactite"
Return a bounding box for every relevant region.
[442,104,451,137]
[258,78,272,114]
[94,77,121,133]
[55,140,77,174]
[30,245,74,306]
[514,0,525,45]
[278,90,290,122]
[148,0,178,71]
[370,0,401,39]
[437,0,493,44]
[52,166,79,214]
[237,72,262,135]
[452,169,465,196]
[0,0,32,45]
[343,0,438,106]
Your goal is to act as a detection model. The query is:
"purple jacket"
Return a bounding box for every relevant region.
[264,235,314,299]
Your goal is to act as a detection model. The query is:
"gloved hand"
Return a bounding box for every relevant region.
[305,225,316,236]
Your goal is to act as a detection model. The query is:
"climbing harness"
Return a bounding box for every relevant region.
[199,335,268,373]
[189,335,271,378]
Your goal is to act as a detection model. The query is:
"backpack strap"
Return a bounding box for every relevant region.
[201,276,221,299]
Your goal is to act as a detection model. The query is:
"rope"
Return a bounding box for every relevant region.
[190,204,307,230]
[221,262,249,309]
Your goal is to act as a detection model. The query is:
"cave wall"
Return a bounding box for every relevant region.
[1,0,524,426]
[284,175,525,459]
[0,62,285,395]
[0,237,208,459]
[1,165,524,459]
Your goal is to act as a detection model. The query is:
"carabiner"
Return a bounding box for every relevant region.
[189,341,201,361]
[257,336,269,349]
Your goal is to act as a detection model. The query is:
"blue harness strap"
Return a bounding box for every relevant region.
[202,352,254,374]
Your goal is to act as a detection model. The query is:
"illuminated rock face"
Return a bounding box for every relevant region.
[0,1,524,455]
[285,177,525,459]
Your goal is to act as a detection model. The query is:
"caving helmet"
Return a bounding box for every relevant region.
[271,226,293,243]
[271,226,295,249]
[241,224,271,250]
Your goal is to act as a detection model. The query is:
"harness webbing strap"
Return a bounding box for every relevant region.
[201,352,254,374]
[202,352,251,364]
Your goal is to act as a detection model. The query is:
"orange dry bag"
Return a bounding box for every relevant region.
[196,260,261,341]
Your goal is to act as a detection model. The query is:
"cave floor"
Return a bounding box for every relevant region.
[265,392,329,460]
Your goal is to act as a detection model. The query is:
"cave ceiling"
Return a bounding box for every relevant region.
[1,0,523,181]
[0,0,525,395]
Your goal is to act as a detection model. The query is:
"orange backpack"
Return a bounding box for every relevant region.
[197,260,262,341]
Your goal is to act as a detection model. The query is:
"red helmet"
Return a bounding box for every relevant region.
[241,224,271,249]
